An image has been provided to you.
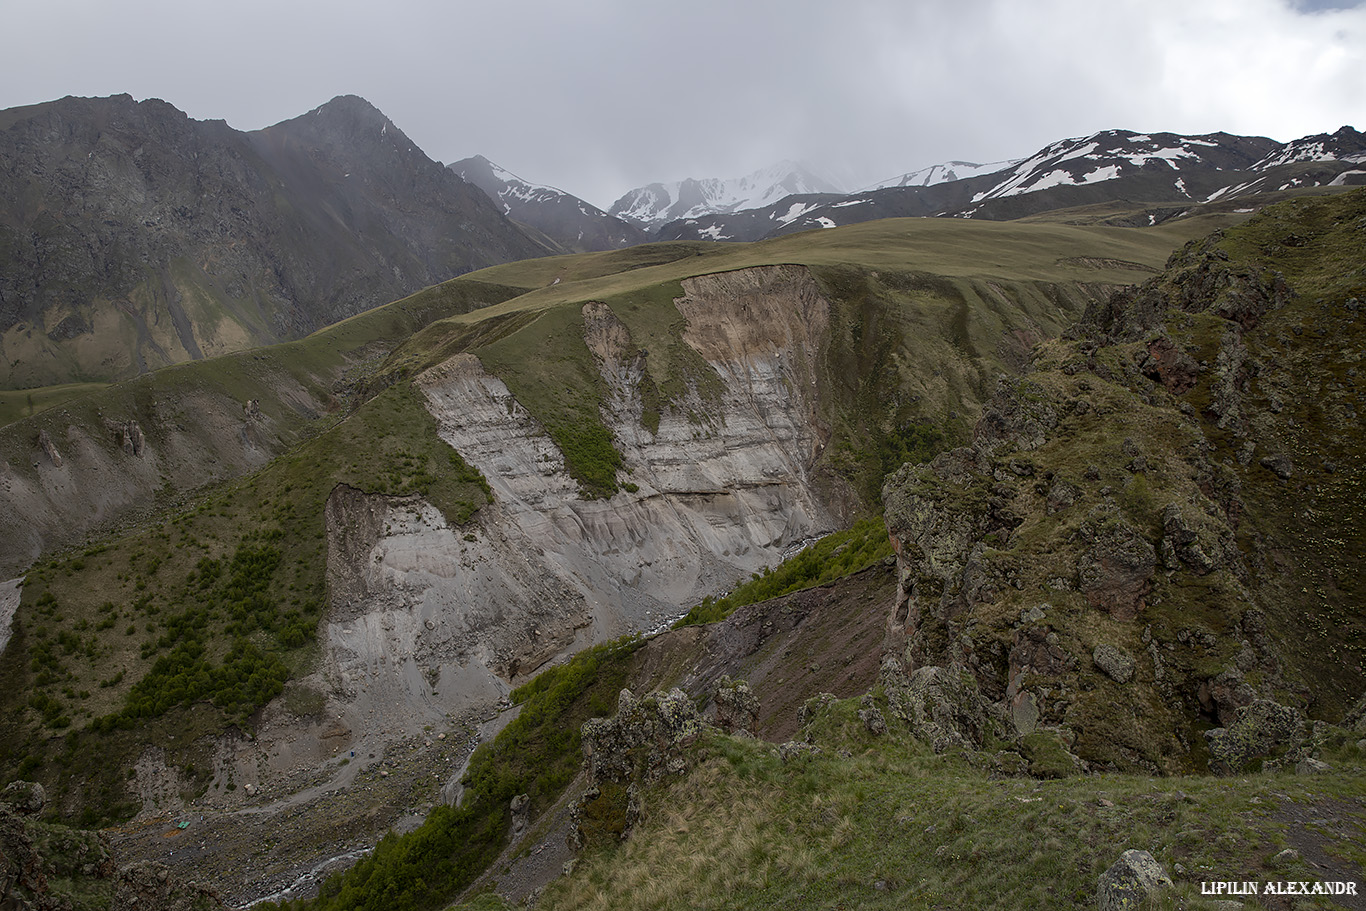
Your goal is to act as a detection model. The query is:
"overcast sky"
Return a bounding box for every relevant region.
[2,0,1363,208]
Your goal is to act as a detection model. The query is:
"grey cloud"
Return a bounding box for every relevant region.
[1,0,1362,208]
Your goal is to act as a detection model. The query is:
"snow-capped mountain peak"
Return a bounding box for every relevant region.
[450,154,646,253]
[452,154,576,215]
[1250,125,1366,170]
[608,161,844,230]
[964,130,1254,205]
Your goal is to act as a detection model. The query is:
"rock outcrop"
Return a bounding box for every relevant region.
[411,266,842,654]
[264,267,847,809]
[0,795,222,910]
[1204,699,1306,773]
[1097,849,1173,911]
[568,688,707,849]
[880,658,999,753]
[881,190,1366,772]
[712,676,759,736]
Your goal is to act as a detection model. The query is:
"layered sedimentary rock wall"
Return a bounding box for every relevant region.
[307,266,846,752]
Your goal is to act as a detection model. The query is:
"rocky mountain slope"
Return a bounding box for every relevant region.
[0,94,553,387]
[0,780,221,910]
[881,187,1366,773]
[450,155,647,253]
[868,158,1021,190]
[661,127,1366,242]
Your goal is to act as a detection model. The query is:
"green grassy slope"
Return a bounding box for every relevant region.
[0,382,110,426]
[527,703,1366,911]
[455,216,1213,323]
[420,217,1203,501]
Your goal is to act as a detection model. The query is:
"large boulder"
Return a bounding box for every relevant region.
[881,658,993,752]
[1092,644,1135,685]
[1204,699,1305,773]
[1097,849,1173,911]
[2,781,46,817]
[713,676,759,736]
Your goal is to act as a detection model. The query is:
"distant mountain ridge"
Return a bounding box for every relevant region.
[0,93,552,387]
[450,154,647,253]
[656,127,1366,242]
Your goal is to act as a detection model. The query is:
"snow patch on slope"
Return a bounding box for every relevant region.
[867,159,1019,190]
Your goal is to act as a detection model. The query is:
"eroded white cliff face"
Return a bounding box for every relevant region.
[302,265,845,756]
[423,264,838,629]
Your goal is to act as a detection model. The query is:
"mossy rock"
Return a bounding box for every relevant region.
[574,781,633,849]
[1020,730,1082,779]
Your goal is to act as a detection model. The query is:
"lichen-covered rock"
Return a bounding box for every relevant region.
[1259,453,1294,480]
[1204,699,1305,773]
[713,676,759,736]
[778,741,823,763]
[1269,848,1301,869]
[1139,332,1201,394]
[1092,644,1135,685]
[0,809,52,909]
[858,694,887,736]
[1076,509,1156,620]
[1011,626,1072,680]
[570,687,708,852]
[1097,849,1173,911]
[1160,504,1218,575]
[797,692,838,731]
[581,688,705,787]
[1295,757,1331,775]
[1198,669,1257,726]
[2,781,45,817]
[113,861,223,911]
[881,658,993,752]
[510,793,531,839]
[1342,692,1366,735]
[1045,479,1079,515]
[1,804,212,911]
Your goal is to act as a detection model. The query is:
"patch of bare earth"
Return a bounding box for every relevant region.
[677,560,894,741]
[1269,794,1366,910]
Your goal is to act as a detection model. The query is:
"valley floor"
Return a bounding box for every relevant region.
[106,703,502,906]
